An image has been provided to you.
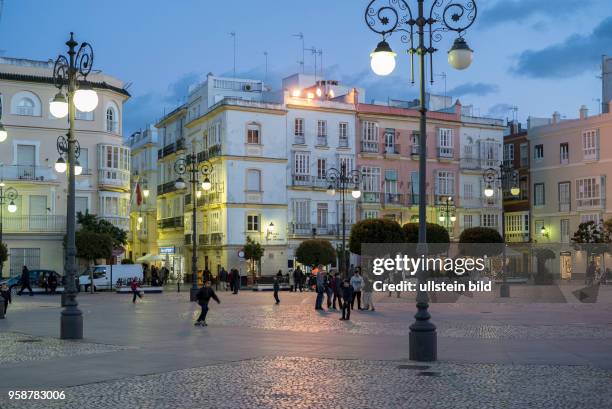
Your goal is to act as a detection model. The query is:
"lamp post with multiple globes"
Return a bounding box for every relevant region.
[364,0,478,361]
[49,32,99,339]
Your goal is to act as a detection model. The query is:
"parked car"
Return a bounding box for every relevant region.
[0,269,62,294]
[79,264,143,292]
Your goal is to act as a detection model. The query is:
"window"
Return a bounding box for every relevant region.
[481,214,498,228]
[317,120,327,137]
[246,169,261,192]
[410,171,420,204]
[535,220,545,236]
[361,121,378,152]
[106,107,117,133]
[16,98,35,116]
[560,143,569,164]
[76,109,93,121]
[79,148,89,174]
[410,132,420,154]
[506,214,529,233]
[361,166,381,193]
[560,219,570,243]
[316,158,326,180]
[534,183,545,206]
[464,183,474,201]
[558,182,570,212]
[294,118,304,137]
[9,248,40,276]
[581,213,600,224]
[435,170,455,197]
[384,169,398,202]
[339,122,348,147]
[463,215,473,229]
[11,91,41,117]
[293,152,310,175]
[503,144,514,165]
[534,144,544,161]
[316,203,328,228]
[384,128,396,153]
[210,211,220,233]
[292,200,310,225]
[576,177,603,209]
[437,128,453,157]
[16,144,35,178]
[247,214,260,232]
[583,129,599,160]
[247,124,260,144]
[520,143,529,167]
[364,210,379,220]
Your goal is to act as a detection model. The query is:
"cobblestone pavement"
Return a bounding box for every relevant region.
[2,357,610,409]
[0,332,130,365]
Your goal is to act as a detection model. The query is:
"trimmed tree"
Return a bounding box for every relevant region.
[572,221,610,264]
[348,219,406,255]
[243,237,264,279]
[295,239,336,268]
[458,227,504,257]
[402,222,450,255]
[76,230,113,292]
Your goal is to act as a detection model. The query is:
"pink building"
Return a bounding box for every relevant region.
[355,102,463,235]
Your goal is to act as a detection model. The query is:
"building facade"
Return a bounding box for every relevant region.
[0,57,130,277]
[503,123,530,243]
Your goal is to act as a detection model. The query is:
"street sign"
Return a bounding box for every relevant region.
[160,246,175,255]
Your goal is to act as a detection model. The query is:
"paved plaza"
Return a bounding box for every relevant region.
[1,288,612,408]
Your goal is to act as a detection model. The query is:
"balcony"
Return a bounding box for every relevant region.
[316,136,328,147]
[0,165,58,182]
[157,138,185,160]
[101,216,130,230]
[185,234,192,245]
[576,197,605,210]
[437,147,454,159]
[157,181,180,196]
[292,174,312,187]
[98,169,130,190]
[383,193,403,206]
[362,192,382,204]
[410,145,420,156]
[290,222,313,236]
[1,215,66,233]
[338,138,349,148]
[505,232,530,243]
[157,216,184,230]
[460,157,481,170]
[210,233,224,245]
[294,135,305,145]
[482,196,501,208]
[361,141,379,154]
[383,144,401,156]
[289,223,353,237]
[198,234,209,245]
[583,149,600,162]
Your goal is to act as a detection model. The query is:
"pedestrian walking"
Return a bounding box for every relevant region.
[48,274,58,295]
[340,279,353,321]
[362,274,375,311]
[232,268,240,294]
[195,280,220,326]
[273,277,280,304]
[325,272,333,309]
[1,283,11,318]
[315,265,325,310]
[219,267,228,291]
[332,272,343,310]
[130,278,143,303]
[350,269,364,310]
[292,267,300,292]
[17,266,33,296]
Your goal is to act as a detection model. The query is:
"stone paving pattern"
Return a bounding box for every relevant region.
[2,357,611,409]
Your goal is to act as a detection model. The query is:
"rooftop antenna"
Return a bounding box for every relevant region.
[229,31,236,78]
[263,51,268,84]
[510,106,518,122]
[317,49,323,80]
[593,98,602,115]
[305,46,318,82]
[292,32,305,73]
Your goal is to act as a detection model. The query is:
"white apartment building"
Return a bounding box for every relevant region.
[458,110,505,236]
[283,74,360,266]
[0,57,130,277]
[127,125,159,261]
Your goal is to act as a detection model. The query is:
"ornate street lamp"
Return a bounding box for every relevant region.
[364,0,478,361]
[174,154,213,301]
[50,32,99,339]
[326,162,362,277]
[0,182,18,278]
[438,196,456,233]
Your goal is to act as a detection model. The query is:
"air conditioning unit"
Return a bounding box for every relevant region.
[243,84,252,91]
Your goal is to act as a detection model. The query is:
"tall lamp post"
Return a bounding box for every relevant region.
[50,32,99,339]
[326,163,362,277]
[0,182,18,278]
[483,164,520,297]
[438,196,456,234]
[364,0,477,361]
[174,153,213,301]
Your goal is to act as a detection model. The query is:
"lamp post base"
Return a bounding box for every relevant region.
[60,308,83,340]
[190,287,199,302]
[409,302,437,362]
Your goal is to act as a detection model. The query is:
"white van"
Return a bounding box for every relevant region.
[79,264,143,291]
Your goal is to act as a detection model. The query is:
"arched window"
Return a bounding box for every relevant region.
[106,107,116,132]
[11,91,42,116]
[246,123,260,144]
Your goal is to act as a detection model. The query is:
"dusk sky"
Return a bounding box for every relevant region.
[1,0,611,136]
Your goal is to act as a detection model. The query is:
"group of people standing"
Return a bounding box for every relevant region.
[142,265,168,287]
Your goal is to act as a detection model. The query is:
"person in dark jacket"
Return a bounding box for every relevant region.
[1,283,11,318]
[273,277,280,304]
[292,267,301,292]
[17,266,33,296]
[232,269,240,294]
[340,280,354,320]
[219,267,228,291]
[195,280,220,326]
[332,272,343,310]
[47,274,58,295]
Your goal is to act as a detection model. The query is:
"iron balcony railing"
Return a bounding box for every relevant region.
[0,165,58,182]
[157,216,184,229]
[1,215,66,233]
[157,138,185,159]
[361,141,379,153]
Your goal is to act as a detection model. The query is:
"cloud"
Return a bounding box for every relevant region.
[480,0,598,27]
[486,103,515,119]
[512,16,612,79]
[448,82,499,97]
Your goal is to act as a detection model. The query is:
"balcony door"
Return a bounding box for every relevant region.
[29,195,47,230]
[17,144,35,179]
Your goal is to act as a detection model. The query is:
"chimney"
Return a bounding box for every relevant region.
[552,111,561,124]
[579,105,589,119]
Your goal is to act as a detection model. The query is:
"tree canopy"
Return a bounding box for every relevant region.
[75,230,113,262]
[295,239,336,267]
[348,219,406,255]
[0,243,8,271]
[459,227,504,257]
[243,236,264,262]
[77,212,127,249]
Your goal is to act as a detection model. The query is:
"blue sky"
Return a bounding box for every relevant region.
[1,0,611,136]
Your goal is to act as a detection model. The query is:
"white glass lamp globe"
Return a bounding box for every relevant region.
[50,92,68,118]
[448,37,473,70]
[510,186,520,196]
[7,200,17,213]
[74,86,99,113]
[201,178,212,191]
[484,184,495,198]
[268,222,275,233]
[174,178,186,190]
[370,40,397,76]
[439,215,445,222]
[450,215,457,222]
[55,157,67,173]
[196,190,202,199]
[143,189,150,198]
[74,161,83,176]
[351,189,362,199]
[326,186,336,196]
[137,216,143,224]
[0,124,7,142]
